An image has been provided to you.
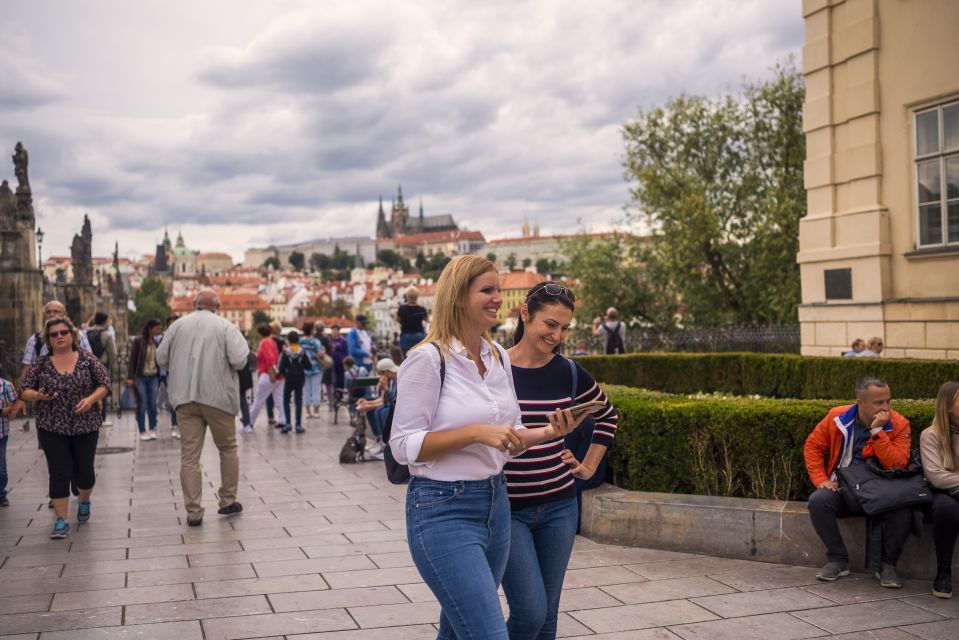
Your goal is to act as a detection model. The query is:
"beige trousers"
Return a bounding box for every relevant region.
[176,402,239,521]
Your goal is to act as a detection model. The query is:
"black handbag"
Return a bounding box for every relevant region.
[836,453,932,515]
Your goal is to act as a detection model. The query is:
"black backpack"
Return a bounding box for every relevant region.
[604,322,625,354]
[279,350,307,385]
[87,328,106,359]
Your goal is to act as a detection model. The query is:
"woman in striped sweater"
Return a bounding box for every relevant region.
[503,281,618,640]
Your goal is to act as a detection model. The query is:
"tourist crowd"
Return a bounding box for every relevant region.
[1,260,957,640]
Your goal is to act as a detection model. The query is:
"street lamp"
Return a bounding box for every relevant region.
[36,227,44,269]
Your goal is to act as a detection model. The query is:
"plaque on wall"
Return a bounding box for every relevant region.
[824,268,853,300]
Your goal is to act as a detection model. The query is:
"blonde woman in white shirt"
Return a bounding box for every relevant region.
[390,255,583,639]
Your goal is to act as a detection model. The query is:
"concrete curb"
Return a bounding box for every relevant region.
[580,484,956,579]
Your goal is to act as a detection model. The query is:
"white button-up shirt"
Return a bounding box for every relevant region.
[390,338,525,481]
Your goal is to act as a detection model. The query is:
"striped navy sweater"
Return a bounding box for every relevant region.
[506,354,618,509]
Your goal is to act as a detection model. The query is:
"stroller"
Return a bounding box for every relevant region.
[337,375,381,463]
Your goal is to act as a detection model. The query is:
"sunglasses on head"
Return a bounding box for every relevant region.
[48,330,71,339]
[527,283,575,302]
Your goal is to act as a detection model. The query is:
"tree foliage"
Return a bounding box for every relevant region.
[559,233,676,328]
[288,251,305,272]
[251,310,271,326]
[130,277,171,335]
[262,256,280,271]
[623,60,805,326]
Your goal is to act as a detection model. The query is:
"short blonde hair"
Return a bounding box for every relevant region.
[421,255,500,361]
[44,316,80,351]
[867,336,884,351]
[404,286,419,303]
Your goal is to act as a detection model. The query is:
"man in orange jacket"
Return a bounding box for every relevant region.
[804,377,913,588]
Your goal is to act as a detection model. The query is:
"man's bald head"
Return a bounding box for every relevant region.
[195,289,220,311]
[44,300,66,319]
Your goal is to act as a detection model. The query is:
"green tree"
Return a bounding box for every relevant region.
[559,233,675,328]
[535,258,551,275]
[622,60,805,325]
[288,251,305,272]
[522,257,532,269]
[421,252,452,280]
[485,252,497,263]
[251,310,271,326]
[505,253,517,272]
[309,252,330,271]
[262,256,280,270]
[130,277,172,335]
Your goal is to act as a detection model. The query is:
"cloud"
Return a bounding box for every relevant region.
[0,0,803,262]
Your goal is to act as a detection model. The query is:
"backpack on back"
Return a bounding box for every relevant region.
[87,328,106,359]
[279,349,307,386]
[604,322,625,354]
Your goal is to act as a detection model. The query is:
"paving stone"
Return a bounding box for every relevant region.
[70,534,184,551]
[626,557,780,581]
[803,577,932,604]
[0,606,121,634]
[690,587,836,617]
[270,586,408,612]
[253,554,377,577]
[342,529,408,544]
[50,584,195,610]
[562,631,683,640]
[903,593,959,618]
[0,566,63,581]
[187,547,307,567]
[60,554,188,577]
[128,540,242,558]
[600,576,736,605]
[201,608,357,640]
[0,594,51,615]
[558,611,603,637]
[348,601,440,628]
[793,600,946,634]
[567,548,699,570]
[898,619,959,639]
[707,565,825,592]
[37,620,204,639]
[127,564,257,587]
[287,624,439,639]
[124,594,271,624]
[557,586,625,612]
[570,600,718,633]
[322,566,425,589]
[0,572,126,597]
[239,533,349,551]
[2,549,126,569]
[286,521,392,538]
[668,611,827,639]
[562,566,650,589]
[396,583,435,603]
[194,574,331,599]
[301,540,409,559]
[368,551,414,569]
[826,630,920,640]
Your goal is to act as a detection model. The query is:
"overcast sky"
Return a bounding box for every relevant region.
[1,0,802,263]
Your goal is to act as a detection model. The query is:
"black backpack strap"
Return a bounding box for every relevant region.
[567,357,578,407]
[34,332,43,356]
[429,341,446,390]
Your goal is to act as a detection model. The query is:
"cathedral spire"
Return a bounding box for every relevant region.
[419,197,424,220]
[396,184,405,209]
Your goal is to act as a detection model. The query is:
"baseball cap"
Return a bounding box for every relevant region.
[375,358,399,374]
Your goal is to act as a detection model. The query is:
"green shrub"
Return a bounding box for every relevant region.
[577,353,959,400]
[603,385,936,501]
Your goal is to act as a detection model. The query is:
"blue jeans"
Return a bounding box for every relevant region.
[407,473,511,639]
[502,497,579,640]
[400,332,425,356]
[367,405,391,439]
[135,375,159,433]
[0,436,8,500]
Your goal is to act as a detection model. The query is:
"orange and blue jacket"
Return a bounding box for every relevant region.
[803,404,911,488]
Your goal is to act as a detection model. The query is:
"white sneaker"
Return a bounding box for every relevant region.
[139,433,151,441]
[241,425,254,433]
[149,431,158,440]
[101,419,113,426]
[171,428,180,439]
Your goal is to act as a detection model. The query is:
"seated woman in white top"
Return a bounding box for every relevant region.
[390,255,586,640]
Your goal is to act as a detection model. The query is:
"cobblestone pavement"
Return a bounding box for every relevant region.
[0,410,956,639]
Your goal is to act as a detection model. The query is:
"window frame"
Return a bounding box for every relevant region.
[914,100,959,248]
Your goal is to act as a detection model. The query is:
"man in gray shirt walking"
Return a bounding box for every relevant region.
[157,289,250,526]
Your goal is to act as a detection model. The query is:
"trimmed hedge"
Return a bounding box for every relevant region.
[603,385,936,501]
[577,353,959,400]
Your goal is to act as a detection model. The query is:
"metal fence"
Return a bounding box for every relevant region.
[567,324,801,355]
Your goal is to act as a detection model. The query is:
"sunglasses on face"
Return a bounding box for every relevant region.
[48,330,71,339]
[527,283,575,302]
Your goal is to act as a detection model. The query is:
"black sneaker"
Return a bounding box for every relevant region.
[217,502,243,516]
[877,563,902,588]
[0,496,9,507]
[187,517,203,527]
[933,572,953,599]
[816,561,850,581]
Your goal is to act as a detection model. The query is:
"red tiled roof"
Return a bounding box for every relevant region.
[499,271,544,291]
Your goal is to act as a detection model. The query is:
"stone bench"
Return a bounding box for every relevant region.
[580,484,956,580]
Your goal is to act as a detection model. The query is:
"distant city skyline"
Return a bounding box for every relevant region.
[2,1,803,263]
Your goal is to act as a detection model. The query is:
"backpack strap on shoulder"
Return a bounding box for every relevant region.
[429,341,446,390]
[566,357,578,407]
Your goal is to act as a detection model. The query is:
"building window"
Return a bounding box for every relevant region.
[915,100,959,247]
